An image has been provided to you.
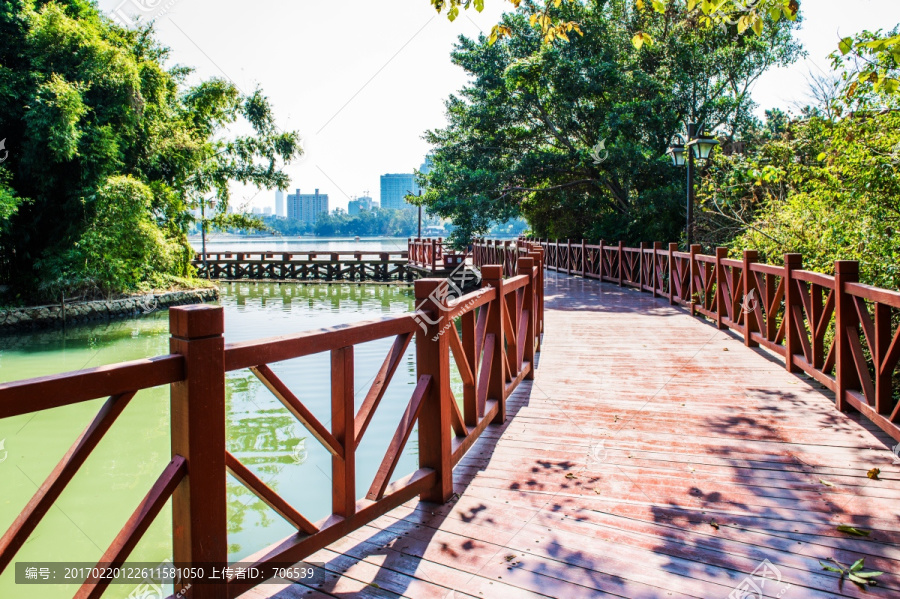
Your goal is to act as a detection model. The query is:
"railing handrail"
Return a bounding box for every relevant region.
[0,244,546,598]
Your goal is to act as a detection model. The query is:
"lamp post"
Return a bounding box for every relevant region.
[667,123,719,247]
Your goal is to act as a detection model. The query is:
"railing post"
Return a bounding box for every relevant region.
[518,257,536,378]
[743,250,759,347]
[430,239,437,273]
[580,240,586,277]
[639,242,647,291]
[834,260,860,413]
[529,248,544,343]
[652,242,662,297]
[566,239,572,275]
[668,243,678,305]
[714,247,728,329]
[414,279,453,503]
[784,253,803,373]
[169,305,227,598]
[481,266,508,423]
[875,294,892,416]
[332,346,356,517]
[618,241,624,287]
[689,244,701,316]
[599,240,605,280]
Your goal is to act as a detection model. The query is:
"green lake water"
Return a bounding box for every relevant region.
[0,281,449,599]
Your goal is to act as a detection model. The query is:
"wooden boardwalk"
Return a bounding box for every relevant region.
[252,271,900,598]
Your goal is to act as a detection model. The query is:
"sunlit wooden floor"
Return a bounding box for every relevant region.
[251,271,900,598]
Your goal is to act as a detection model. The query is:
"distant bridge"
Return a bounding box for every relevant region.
[192,250,414,282]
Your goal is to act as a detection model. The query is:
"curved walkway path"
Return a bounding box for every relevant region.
[255,271,900,598]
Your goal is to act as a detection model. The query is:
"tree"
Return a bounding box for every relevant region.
[420,0,800,245]
[0,0,300,299]
[430,0,900,98]
[696,105,900,289]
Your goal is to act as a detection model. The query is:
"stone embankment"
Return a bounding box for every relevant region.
[0,288,219,332]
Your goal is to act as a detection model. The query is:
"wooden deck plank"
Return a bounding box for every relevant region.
[251,272,900,599]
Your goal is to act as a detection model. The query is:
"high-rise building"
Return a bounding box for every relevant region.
[286,189,329,224]
[420,155,433,176]
[380,174,418,211]
[348,195,375,216]
[275,190,285,218]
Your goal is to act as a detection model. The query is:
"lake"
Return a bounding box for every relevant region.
[0,281,463,599]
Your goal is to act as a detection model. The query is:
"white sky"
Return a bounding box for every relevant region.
[95,0,900,212]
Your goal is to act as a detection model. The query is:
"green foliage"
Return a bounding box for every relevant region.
[38,175,180,296]
[421,0,800,246]
[0,0,301,300]
[697,110,900,289]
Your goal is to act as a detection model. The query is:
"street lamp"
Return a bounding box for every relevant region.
[667,123,719,246]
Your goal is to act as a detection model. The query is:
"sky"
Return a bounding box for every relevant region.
[95,0,900,213]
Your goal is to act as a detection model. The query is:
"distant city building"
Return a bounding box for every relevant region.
[287,188,329,224]
[420,155,433,176]
[263,206,272,215]
[380,174,418,211]
[252,207,264,215]
[275,190,285,218]
[348,195,376,216]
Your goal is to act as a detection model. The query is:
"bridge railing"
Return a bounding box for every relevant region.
[534,238,900,444]
[192,251,411,281]
[407,237,444,272]
[0,248,545,598]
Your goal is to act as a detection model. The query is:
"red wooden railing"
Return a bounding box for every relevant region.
[407,237,444,272]
[535,238,900,444]
[0,249,545,598]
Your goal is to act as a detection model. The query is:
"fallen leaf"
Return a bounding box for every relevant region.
[836,525,870,537]
[565,473,577,479]
[867,468,880,480]
[594,488,602,494]
[709,520,720,530]
[819,479,835,487]
[504,554,516,562]
[723,348,729,351]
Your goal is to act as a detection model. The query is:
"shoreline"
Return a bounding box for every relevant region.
[0,288,219,332]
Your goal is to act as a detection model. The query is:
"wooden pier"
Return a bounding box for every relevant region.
[2,239,899,598]
[193,251,414,282]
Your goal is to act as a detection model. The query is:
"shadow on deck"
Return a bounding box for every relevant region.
[251,272,900,599]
